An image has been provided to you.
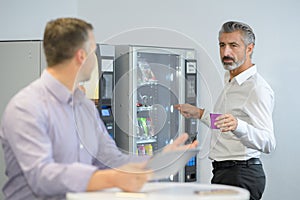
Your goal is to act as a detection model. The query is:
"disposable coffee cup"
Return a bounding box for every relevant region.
[210,113,222,129]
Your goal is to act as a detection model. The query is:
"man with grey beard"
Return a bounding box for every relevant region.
[175,21,276,200]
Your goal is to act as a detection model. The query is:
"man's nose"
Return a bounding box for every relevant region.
[223,46,232,56]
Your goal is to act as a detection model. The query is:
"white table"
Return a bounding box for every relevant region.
[67,182,250,200]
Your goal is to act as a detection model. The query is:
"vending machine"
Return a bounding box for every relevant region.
[94,44,115,139]
[112,45,198,182]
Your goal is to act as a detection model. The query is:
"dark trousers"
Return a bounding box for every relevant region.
[211,162,266,200]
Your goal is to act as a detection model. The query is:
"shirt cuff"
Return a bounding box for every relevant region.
[233,118,248,138]
[200,109,210,127]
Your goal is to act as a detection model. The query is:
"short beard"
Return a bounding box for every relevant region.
[223,61,240,70]
[222,54,246,71]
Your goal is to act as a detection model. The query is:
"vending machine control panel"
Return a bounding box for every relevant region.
[184,59,198,182]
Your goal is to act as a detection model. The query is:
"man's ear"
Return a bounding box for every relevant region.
[75,48,86,65]
[247,43,254,56]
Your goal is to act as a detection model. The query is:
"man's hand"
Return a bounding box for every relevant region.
[115,133,198,192]
[113,162,152,192]
[174,104,203,119]
[87,162,152,193]
[162,133,198,153]
[214,113,238,132]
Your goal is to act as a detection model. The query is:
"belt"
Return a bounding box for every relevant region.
[212,158,262,169]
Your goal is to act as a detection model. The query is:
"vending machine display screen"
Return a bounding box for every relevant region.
[101,109,110,117]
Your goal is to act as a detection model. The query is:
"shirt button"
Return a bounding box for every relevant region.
[80,144,84,149]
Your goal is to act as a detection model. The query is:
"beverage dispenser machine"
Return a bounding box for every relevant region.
[113,45,198,182]
[96,44,115,139]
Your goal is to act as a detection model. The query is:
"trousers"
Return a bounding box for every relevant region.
[211,159,266,200]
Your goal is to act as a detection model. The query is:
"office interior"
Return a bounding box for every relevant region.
[0,0,299,199]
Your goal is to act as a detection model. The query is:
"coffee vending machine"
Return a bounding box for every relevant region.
[96,44,115,139]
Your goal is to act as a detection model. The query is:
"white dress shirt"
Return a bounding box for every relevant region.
[200,65,276,161]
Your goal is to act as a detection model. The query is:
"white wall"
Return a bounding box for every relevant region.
[1,0,300,200]
[0,0,78,40]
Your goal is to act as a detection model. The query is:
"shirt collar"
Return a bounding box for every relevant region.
[225,65,257,85]
[41,70,73,104]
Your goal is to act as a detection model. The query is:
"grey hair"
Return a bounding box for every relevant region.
[219,21,255,46]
